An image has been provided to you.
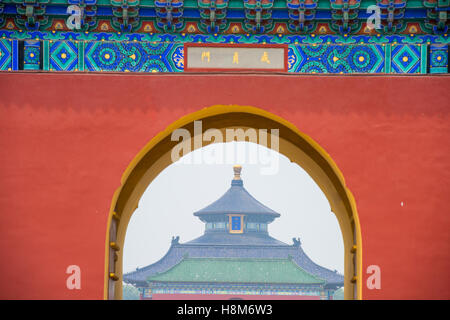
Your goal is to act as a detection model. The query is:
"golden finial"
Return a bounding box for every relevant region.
[233,165,242,180]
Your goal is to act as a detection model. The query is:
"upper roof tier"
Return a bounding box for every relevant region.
[193,165,281,219]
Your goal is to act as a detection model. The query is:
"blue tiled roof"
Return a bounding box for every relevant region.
[194,179,280,218]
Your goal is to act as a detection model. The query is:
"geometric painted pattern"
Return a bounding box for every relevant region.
[0,31,447,74]
[391,45,422,74]
[23,40,41,71]
[1,30,447,47]
[429,44,448,74]
[49,41,79,71]
[84,41,183,72]
[0,39,18,71]
[289,44,385,73]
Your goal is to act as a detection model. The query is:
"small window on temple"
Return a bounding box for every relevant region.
[229,215,244,234]
[231,217,241,230]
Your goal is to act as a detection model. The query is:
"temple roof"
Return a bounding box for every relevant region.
[123,165,344,288]
[194,165,280,218]
[124,242,344,287]
[147,257,325,285]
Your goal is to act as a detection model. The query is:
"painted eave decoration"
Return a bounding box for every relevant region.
[0,0,448,73]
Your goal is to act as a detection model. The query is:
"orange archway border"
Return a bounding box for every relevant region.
[103,105,363,300]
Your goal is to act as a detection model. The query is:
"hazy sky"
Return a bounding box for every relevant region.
[123,142,344,274]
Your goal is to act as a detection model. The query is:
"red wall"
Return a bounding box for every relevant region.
[0,72,449,300]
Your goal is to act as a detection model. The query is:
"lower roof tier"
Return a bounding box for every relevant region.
[147,257,325,285]
[124,240,344,287]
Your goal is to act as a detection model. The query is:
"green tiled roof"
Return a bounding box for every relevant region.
[147,258,325,285]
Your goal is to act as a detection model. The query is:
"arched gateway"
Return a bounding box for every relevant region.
[104,105,362,300]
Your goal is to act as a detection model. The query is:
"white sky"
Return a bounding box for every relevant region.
[123,142,344,274]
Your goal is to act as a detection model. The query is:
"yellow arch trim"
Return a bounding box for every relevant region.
[104,104,363,300]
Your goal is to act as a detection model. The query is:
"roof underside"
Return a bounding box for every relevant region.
[147,257,325,285]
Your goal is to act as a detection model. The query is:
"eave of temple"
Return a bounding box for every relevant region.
[1,1,442,36]
[123,241,344,288]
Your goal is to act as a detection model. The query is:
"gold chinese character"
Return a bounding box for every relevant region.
[201,51,210,63]
[261,51,270,64]
[232,51,239,64]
